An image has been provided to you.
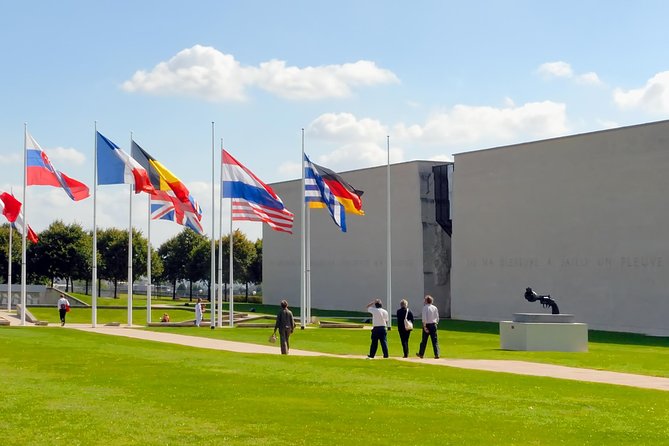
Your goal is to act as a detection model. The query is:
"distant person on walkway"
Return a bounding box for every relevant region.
[195,298,204,327]
[57,294,70,326]
[417,295,440,359]
[160,313,170,323]
[365,298,389,359]
[273,300,296,355]
[397,299,414,358]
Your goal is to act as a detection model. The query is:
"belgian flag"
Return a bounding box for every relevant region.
[310,163,364,215]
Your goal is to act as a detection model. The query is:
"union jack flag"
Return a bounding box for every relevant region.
[150,190,204,235]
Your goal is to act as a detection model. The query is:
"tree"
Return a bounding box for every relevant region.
[248,238,262,286]
[97,228,148,298]
[220,229,256,301]
[30,221,90,290]
[157,229,208,301]
[0,224,23,285]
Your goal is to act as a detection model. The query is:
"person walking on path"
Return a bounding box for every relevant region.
[195,298,204,327]
[273,300,296,354]
[366,298,389,359]
[396,299,414,358]
[417,295,440,359]
[57,294,70,326]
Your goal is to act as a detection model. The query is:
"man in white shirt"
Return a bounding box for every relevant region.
[365,298,389,358]
[57,294,70,326]
[417,295,440,359]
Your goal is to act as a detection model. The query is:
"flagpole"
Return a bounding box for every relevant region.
[7,224,12,311]
[146,193,152,324]
[228,198,234,327]
[210,121,216,329]
[92,122,98,327]
[386,135,392,328]
[217,138,223,328]
[300,128,306,329]
[20,123,27,326]
[127,132,133,327]
[306,168,311,324]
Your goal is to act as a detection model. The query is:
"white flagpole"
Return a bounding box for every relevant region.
[386,135,392,327]
[300,128,306,329]
[92,122,98,327]
[127,133,133,327]
[146,193,152,324]
[228,199,234,327]
[20,123,27,326]
[210,122,216,329]
[306,178,311,324]
[7,223,12,311]
[217,138,223,328]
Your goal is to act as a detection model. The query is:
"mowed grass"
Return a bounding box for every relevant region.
[0,328,667,446]
[27,305,669,377]
[145,320,669,378]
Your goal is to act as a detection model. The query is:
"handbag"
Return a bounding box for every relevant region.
[269,333,277,343]
[403,309,413,331]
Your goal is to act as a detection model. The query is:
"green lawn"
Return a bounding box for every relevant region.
[144,320,669,378]
[0,328,667,446]
[26,303,669,378]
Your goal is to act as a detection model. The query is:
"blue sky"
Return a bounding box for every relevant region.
[2,0,669,244]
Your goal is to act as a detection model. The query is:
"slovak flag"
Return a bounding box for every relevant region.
[96,132,154,194]
[26,132,90,201]
[222,150,294,233]
[0,192,38,243]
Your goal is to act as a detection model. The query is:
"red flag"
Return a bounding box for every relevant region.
[0,192,21,223]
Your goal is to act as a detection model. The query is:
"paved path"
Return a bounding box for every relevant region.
[2,311,668,392]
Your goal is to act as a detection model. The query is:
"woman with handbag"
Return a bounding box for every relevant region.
[397,299,414,358]
[273,300,296,355]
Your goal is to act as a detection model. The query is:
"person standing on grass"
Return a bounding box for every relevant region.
[396,299,414,358]
[273,300,296,355]
[365,298,389,359]
[416,295,440,359]
[57,293,70,326]
[195,298,204,327]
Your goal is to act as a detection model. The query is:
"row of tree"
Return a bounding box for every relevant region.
[0,221,262,300]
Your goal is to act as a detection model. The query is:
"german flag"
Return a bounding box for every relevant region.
[310,163,364,215]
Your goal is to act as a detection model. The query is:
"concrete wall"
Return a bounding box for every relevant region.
[451,120,669,336]
[264,161,449,315]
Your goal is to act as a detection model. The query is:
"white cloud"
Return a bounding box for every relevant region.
[613,71,669,113]
[394,101,569,147]
[538,61,573,79]
[576,72,602,85]
[122,45,399,102]
[307,113,403,170]
[278,161,301,177]
[48,147,86,166]
[305,101,568,170]
[537,61,602,86]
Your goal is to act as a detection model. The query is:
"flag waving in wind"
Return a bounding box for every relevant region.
[0,193,38,243]
[304,153,346,232]
[222,150,294,233]
[26,132,89,201]
[310,162,364,215]
[96,132,154,194]
[131,141,202,217]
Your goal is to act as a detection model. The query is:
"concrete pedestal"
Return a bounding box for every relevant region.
[500,313,588,352]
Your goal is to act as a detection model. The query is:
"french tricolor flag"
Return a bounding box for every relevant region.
[97,132,154,194]
[221,150,294,233]
[26,132,90,201]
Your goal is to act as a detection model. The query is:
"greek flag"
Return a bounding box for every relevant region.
[304,153,346,232]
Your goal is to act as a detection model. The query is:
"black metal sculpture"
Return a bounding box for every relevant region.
[524,287,560,314]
